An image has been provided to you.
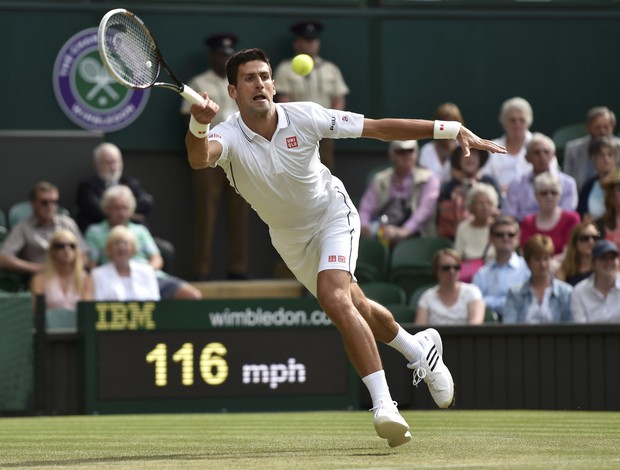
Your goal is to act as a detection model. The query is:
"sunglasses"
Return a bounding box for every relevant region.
[492,231,517,239]
[439,264,461,272]
[538,190,559,197]
[39,199,59,206]
[52,242,76,250]
[578,234,600,242]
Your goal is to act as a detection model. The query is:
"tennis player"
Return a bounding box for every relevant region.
[186,48,505,447]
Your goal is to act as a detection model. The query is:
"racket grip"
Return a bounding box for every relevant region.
[180,85,206,106]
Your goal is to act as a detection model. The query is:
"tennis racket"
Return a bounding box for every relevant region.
[98,8,205,105]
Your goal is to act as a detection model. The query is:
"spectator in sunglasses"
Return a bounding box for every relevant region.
[30,229,92,311]
[556,222,599,286]
[504,234,572,323]
[415,248,485,325]
[0,181,87,281]
[473,215,530,321]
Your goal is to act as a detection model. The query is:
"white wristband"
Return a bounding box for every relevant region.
[433,120,461,140]
[189,115,209,139]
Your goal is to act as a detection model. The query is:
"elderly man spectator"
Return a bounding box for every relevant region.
[502,133,578,221]
[0,181,87,276]
[358,140,439,245]
[564,106,620,191]
[572,239,620,322]
[473,215,531,321]
[76,142,154,233]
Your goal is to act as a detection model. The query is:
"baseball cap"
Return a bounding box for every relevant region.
[592,240,619,259]
[204,33,238,56]
[291,20,324,39]
[389,140,418,153]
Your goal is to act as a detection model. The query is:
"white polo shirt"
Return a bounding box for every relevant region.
[208,102,364,230]
[572,275,620,323]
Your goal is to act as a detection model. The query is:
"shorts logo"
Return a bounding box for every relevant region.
[341,116,349,122]
[338,255,346,263]
[328,255,336,262]
[52,27,149,132]
[327,255,346,263]
[286,136,298,148]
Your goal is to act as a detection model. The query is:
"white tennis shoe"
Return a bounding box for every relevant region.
[371,401,412,448]
[408,328,455,409]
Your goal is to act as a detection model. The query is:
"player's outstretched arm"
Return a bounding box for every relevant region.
[186,92,222,169]
[361,118,506,156]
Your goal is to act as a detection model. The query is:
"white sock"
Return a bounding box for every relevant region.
[387,325,424,364]
[361,370,393,409]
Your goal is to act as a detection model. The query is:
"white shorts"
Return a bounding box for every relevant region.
[270,186,360,297]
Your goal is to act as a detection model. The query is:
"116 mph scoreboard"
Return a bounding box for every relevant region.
[79,299,359,414]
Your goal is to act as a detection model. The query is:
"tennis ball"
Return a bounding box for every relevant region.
[291,54,314,77]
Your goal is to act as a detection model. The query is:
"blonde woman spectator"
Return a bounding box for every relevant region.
[30,229,92,311]
[92,225,160,301]
[454,183,498,282]
[556,222,599,286]
[415,249,485,325]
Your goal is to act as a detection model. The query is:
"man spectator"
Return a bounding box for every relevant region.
[358,140,439,245]
[473,215,530,321]
[502,132,578,221]
[572,240,620,322]
[76,142,154,233]
[273,20,349,172]
[564,106,620,191]
[180,33,250,281]
[0,181,87,275]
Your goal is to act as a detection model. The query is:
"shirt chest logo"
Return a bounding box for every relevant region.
[286,136,299,148]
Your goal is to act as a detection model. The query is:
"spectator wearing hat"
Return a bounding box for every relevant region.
[180,33,249,281]
[572,239,620,322]
[273,20,349,172]
[358,140,439,246]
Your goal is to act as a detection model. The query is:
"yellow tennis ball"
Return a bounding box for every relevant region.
[291,54,314,77]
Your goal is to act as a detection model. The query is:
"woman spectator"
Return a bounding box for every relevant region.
[30,229,92,311]
[556,222,599,286]
[92,225,160,301]
[504,234,573,323]
[482,97,534,195]
[520,172,580,255]
[436,146,501,240]
[577,136,618,221]
[454,183,499,282]
[595,168,620,247]
[415,248,485,325]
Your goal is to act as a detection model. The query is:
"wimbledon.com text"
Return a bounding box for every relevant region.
[208,307,332,327]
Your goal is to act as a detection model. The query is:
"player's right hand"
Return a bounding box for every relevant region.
[190,92,220,125]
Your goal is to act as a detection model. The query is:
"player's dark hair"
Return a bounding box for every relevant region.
[226,48,272,86]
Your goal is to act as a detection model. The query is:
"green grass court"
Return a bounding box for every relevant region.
[1,410,619,469]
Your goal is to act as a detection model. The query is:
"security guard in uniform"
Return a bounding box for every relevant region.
[181,33,249,280]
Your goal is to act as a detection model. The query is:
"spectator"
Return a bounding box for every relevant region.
[437,146,501,240]
[572,240,620,322]
[415,248,485,325]
[502,133,578,221]
[577,136,618,221]
[564,106,620,191]
[0,181,87,277]
[273,20,349,172]
[180,33,250,281]
[454,183,499,282]
[418,102,464,183]
[30,229,92,311]
[92,225,160,301]
[482,97,534,195]
[504,234,573,323]
[595,168,620,247]
[76,142,154,233]
[359,140,439,245]
[519,172,580,255]
[556,221,599,286]
[473,215,530,320]
[85,185,201,300]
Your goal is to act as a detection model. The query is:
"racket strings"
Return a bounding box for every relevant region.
[102,13,159,88]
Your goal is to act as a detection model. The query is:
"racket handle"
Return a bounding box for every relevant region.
[180,84,206,106]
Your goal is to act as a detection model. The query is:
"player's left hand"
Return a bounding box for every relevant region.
[458,126,507,157]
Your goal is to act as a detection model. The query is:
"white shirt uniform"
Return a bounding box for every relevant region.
[208,102,364,295]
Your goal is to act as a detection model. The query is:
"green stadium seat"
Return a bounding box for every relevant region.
[360,281,406,306]
[355,238,389,283]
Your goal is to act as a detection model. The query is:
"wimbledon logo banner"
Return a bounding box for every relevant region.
[53,27,149,132]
